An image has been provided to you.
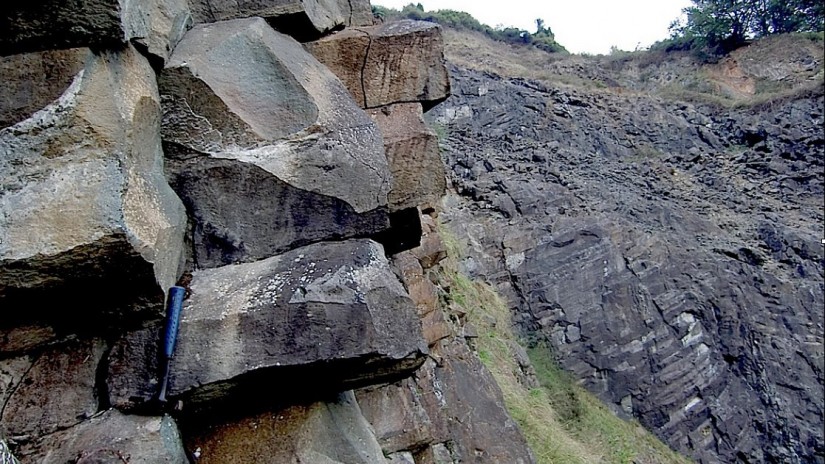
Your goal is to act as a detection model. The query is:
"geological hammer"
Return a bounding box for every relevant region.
[155,286,185,405]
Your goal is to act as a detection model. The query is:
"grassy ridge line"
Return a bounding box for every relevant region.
[436,223,692,464]
[441,26,824,108]
[372,4,567,53]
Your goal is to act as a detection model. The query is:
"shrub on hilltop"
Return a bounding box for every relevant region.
[659,0,824,56]
[373,3,568,53]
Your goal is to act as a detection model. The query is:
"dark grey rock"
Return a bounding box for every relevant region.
[433,64,825,464]
[1,340,105,441]
[0,0,191,64]
[160,18,392,268]
[107,239,427,412]
[189,0,373,38]
[15,410,188,464]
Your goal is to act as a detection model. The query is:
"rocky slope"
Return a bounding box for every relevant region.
[0,2,537,463]
[431,32,824,464]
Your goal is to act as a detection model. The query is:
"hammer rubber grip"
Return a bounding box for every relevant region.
[162,286,186,358]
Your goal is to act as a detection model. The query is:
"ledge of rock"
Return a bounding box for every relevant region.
[1,340,105,441]
[357,339,535,464]
[160,18,392,268]
[15,410,188,464]
[369,103,446,211]
[306,20,450,109]
[0,0,192,64]
[189,0,373,39]
[108,239,427,412]
[184,391,385,464]
[0,46,187,341]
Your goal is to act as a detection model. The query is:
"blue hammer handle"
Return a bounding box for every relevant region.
[162,286,186,358]
[156,285,185,403]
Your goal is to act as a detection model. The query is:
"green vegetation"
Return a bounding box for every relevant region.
[430,121,447,142]
[437,224,692,464]
[372,3,567,53]
[660,0,824,57]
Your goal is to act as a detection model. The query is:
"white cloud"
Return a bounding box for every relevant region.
[372,0,692,54]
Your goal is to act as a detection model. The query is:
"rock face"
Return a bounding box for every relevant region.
[306,20,450,109]
[107,239,427,410]
[185,391,386,464]
[0,45,187,340]
[0,0,192,63]
[432,62,824,463]
[369,103,446,211]
[15,410,188,464]
[356,216,535,464]
[189,0,373,38]
[161,18,392,268]
[357,341,535,464]
[1,340,105,440]
[0,3,537,464]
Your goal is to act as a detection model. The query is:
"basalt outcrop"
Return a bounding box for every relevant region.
[431,47,824,464]
[0,3,534,463]
[0,45,187,349]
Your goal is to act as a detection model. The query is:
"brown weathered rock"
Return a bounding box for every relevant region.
[409,341,534,464]
[160,18,392,268]
[0,340,105,440]
[184,391,385,464]
[306,20,450,109]
[393,251,439,317]
[0,356,33,419]
[412,230,448,269]
[369,103,446,211]
[0,49,88,130]
[0,0,192,64]
[16,410,188,464]
[0,46,187,342]
[356,380,434,454]
[189,0,373,38]
[108,239,427,411]
[356,337,534,463]
[421,309,453,347]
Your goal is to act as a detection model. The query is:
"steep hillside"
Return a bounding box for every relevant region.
[431,28,824,463]
[436,225,691,464]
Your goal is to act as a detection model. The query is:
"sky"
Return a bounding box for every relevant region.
[372,0,693,55]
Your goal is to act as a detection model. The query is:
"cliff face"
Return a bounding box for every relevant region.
[0,3,535,463]
[430,35,824,464]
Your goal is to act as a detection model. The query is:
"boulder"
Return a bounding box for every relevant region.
[0,0,192,64]
[107,239,427,411]
[15,410,188,464]
[184,391,386,464]
[189,0,373,39]
[160,18,392,268]
[0,46,187,340]
[0,340,105,440]
[369,103,446,211]
[306,20,450,109]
